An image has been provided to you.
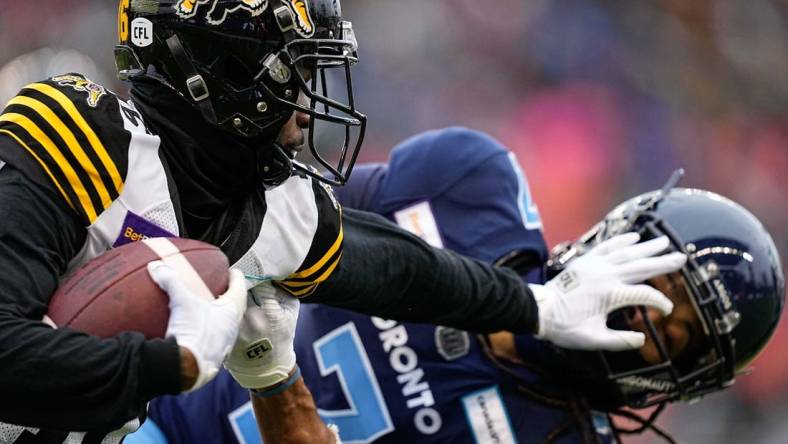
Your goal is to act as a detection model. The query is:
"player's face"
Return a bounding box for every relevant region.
[626,273,706,365]
[276,91,311,155]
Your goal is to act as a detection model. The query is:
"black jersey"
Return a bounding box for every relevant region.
[0,74,539,443]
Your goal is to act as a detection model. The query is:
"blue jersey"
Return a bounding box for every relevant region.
[129,128,613,444]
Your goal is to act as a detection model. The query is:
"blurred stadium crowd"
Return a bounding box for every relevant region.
[1,0,786,442]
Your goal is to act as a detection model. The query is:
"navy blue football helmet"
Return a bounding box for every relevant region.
[115,0,366,187]
[546,173,784,412]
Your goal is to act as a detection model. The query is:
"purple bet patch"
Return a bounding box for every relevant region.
[113,211,177,247]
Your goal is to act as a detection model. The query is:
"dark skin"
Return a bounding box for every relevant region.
[179,101,311,390]
[180,102,332,443]
[489,272,706,366]
[627,273,705,364]
[252,375,336,444]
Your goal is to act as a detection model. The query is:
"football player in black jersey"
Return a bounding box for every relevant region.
[0,1,688,442]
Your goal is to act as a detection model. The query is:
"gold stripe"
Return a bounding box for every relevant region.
[0,113,97,221]
[7,96,112,209]
[289,225,344,279]
[24,83,123,195]
[281,283,318,298]
[280,254,342,288]
[0,129,75,210]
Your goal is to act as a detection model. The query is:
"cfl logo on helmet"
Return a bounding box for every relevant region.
[285,0,315,37]
[175,0,269,25]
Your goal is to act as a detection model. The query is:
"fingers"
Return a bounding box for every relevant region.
[607,284,674,317]
[606,235,670,264]
[590,232,641,256]
[147,261,191,307]
[147,260,174,292]
[616,252,687,284]
[214,269,249,319]
[593,329,647,351]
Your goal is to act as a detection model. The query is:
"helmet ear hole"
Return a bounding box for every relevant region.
[223,55,256,91]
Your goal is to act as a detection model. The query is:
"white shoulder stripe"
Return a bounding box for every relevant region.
[244,175,319,281]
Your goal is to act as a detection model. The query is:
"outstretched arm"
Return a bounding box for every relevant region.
[306,209,686,351]
[306,207,539,334]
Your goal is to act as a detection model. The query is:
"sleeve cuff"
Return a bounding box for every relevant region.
[510,282,540,336]
[139,337,182,399]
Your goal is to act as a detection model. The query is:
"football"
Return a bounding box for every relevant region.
[47,237,230,339]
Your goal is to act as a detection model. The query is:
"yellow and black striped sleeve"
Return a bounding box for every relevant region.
[0,74,129,226]
[275,180,344,298]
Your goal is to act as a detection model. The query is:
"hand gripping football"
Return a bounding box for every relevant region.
[47,238,230,339]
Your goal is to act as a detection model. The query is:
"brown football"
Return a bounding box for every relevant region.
[47,238,230,339]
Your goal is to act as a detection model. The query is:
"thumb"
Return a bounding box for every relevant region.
[147,261,194,309]
[593,328,647,351]
[606,284,674,317]
[147,261,172,290]
[214,269,248,320]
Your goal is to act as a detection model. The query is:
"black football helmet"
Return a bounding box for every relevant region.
[115,0,366,187]
[544,171,784,413]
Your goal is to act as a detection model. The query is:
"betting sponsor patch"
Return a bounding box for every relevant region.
[113,211,176,247]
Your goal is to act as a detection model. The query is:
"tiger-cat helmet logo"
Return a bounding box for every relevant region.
[175,0,269,25]
[50,75,107,108]
[285,0,315,38]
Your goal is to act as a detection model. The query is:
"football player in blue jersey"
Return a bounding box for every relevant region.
[0,0,698,442]
[0,2,690,442]
[129,127,784,444]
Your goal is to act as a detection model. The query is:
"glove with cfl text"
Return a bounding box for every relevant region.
[224,283,299,390]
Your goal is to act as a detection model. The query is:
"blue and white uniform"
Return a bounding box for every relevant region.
[129,127,613,444]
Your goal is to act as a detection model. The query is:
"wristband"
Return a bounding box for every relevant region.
[250,366,301,398]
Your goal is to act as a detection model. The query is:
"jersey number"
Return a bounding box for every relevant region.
[507,152,542,230]
[229,323,394,444]
[118,0,130,43]
[313,323,394,443]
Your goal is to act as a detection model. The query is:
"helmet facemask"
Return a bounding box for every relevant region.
[257,17,365,186]
[547,171,741,410]
[115,0,366,188]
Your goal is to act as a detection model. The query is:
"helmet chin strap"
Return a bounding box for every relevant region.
[165,34,297,189]
[165,34,219,125]
[257,143,295,189]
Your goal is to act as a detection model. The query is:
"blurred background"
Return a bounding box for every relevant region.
[1,0,786,442]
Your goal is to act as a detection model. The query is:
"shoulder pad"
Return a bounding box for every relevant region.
[0,73,131,225]
[276,178,343,297]
[378,127,508,211]
[379,127,547,264]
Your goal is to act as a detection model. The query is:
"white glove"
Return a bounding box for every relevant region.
[533,232,687,351]
[147,262,247,391]
[224,283,299,389]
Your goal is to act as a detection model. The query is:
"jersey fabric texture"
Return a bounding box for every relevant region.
[0,74,339,443]
[137,128,613,444]
[0,74,540,443]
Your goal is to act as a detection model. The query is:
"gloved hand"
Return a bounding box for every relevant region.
[147,261,247,391]
[224,283,299,390]
[532,232,686,351]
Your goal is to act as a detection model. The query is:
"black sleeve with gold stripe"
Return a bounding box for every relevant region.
[304,208,540,335]
[275,180,344,297]
[0,73,129,226]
